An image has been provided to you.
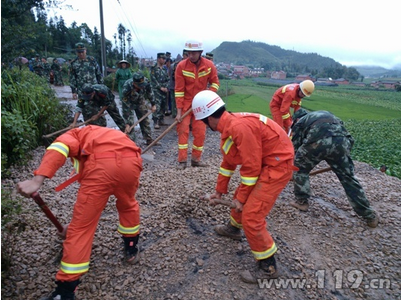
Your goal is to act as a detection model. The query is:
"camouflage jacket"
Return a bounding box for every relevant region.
[69,56,103,94]
[75,84,112,112]
[150,64,169,91]
[121,78,155,106]
[51,62,61,72]
[291,110,354,152]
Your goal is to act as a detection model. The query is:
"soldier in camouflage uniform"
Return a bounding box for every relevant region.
[33,55,44,77]
[290,109,379,228]
[122,72,156,144]
[41,57,51,83]
[70,84,126,132]
[51,58,64,86]
[150,53,169,129]
[69,42,103,100]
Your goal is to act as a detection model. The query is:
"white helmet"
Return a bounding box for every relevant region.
[192,90,225,120]
[184,40,203,51]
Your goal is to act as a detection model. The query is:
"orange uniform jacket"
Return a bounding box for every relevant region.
[215,112,294,203]
[35,125,141,179]
[174,57,219,111]
[269,83,302,127]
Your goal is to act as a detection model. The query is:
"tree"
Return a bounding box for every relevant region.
[118,23,127,59]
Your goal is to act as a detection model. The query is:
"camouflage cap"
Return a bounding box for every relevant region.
[81,84,94,100]
[157,52,166,59]
[206,52,213,59]
[75,42,86,53]
[293,108,309,120]
[132,72,147,88]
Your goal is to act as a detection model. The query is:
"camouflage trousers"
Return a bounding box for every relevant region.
[82,100,126,132]
[122,101,152,143]
[293,136,375,218]
[153,89,168,122]
[53,71,64,86]
[169,88,177,118]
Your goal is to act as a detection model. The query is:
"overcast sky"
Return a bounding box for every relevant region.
[47,0,401,69]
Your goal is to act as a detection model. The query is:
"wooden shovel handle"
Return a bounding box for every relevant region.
[42,113,108,138]
[127,110,152,134]
[142,109,192,154]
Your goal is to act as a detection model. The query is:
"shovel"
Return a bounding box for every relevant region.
[141,109,192,161]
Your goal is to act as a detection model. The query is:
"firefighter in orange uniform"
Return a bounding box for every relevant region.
[174,40,220,169]
[192,90,296,284]
[269,80,315,134]
[16,125,142,300]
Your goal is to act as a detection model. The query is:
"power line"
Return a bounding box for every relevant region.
[112,0,148,58]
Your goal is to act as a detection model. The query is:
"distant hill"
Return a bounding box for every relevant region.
[351,65,401,78]
[212,40,343,72]
[211,40,401,78]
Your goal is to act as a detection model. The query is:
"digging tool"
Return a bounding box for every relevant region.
[31,192,67,239]
[201,194,236,209]
[289,166,332,181]
[42,113,108,138]
[126,110,153,134]
[141,109,192,160]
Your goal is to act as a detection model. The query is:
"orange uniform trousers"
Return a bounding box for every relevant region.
[270,106,292,134]
[176,112,206,163]
[56,153,142,281]
[231,161,293,260]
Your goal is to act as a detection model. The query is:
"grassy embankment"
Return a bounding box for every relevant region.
[217,79,401,178]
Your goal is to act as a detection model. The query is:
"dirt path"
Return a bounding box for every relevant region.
[1,85,400,300]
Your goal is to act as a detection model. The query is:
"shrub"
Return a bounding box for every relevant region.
[1,68,70,170]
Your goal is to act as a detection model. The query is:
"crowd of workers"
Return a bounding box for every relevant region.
[16,40,381,299]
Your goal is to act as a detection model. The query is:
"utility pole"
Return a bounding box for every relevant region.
[99,0,107,77]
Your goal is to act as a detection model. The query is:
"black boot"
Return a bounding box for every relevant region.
[123,235,140,264]
[240,255,279,284]
[47,279,80,300]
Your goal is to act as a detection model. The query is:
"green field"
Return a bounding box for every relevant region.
[217,79,401,178]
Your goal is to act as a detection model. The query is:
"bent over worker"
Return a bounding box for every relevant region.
[70,83,126,132]
[269,80,315,134]
[16,126,142,300]
[290,109,379,228]
[174,40,220,169]
[122,72,157,145]
[192,90,296,284]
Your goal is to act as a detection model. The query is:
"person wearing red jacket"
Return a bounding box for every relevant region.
[192,90,296,284]
[174,40,220,169]
[16,125,142,300]
[269,80,315,134]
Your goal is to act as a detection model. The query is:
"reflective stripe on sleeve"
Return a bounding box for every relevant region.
[282,113,291,120]
[47,142,69,158]
[210,83,219,90]
[219,167,235,178]
[175,91,184,98]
